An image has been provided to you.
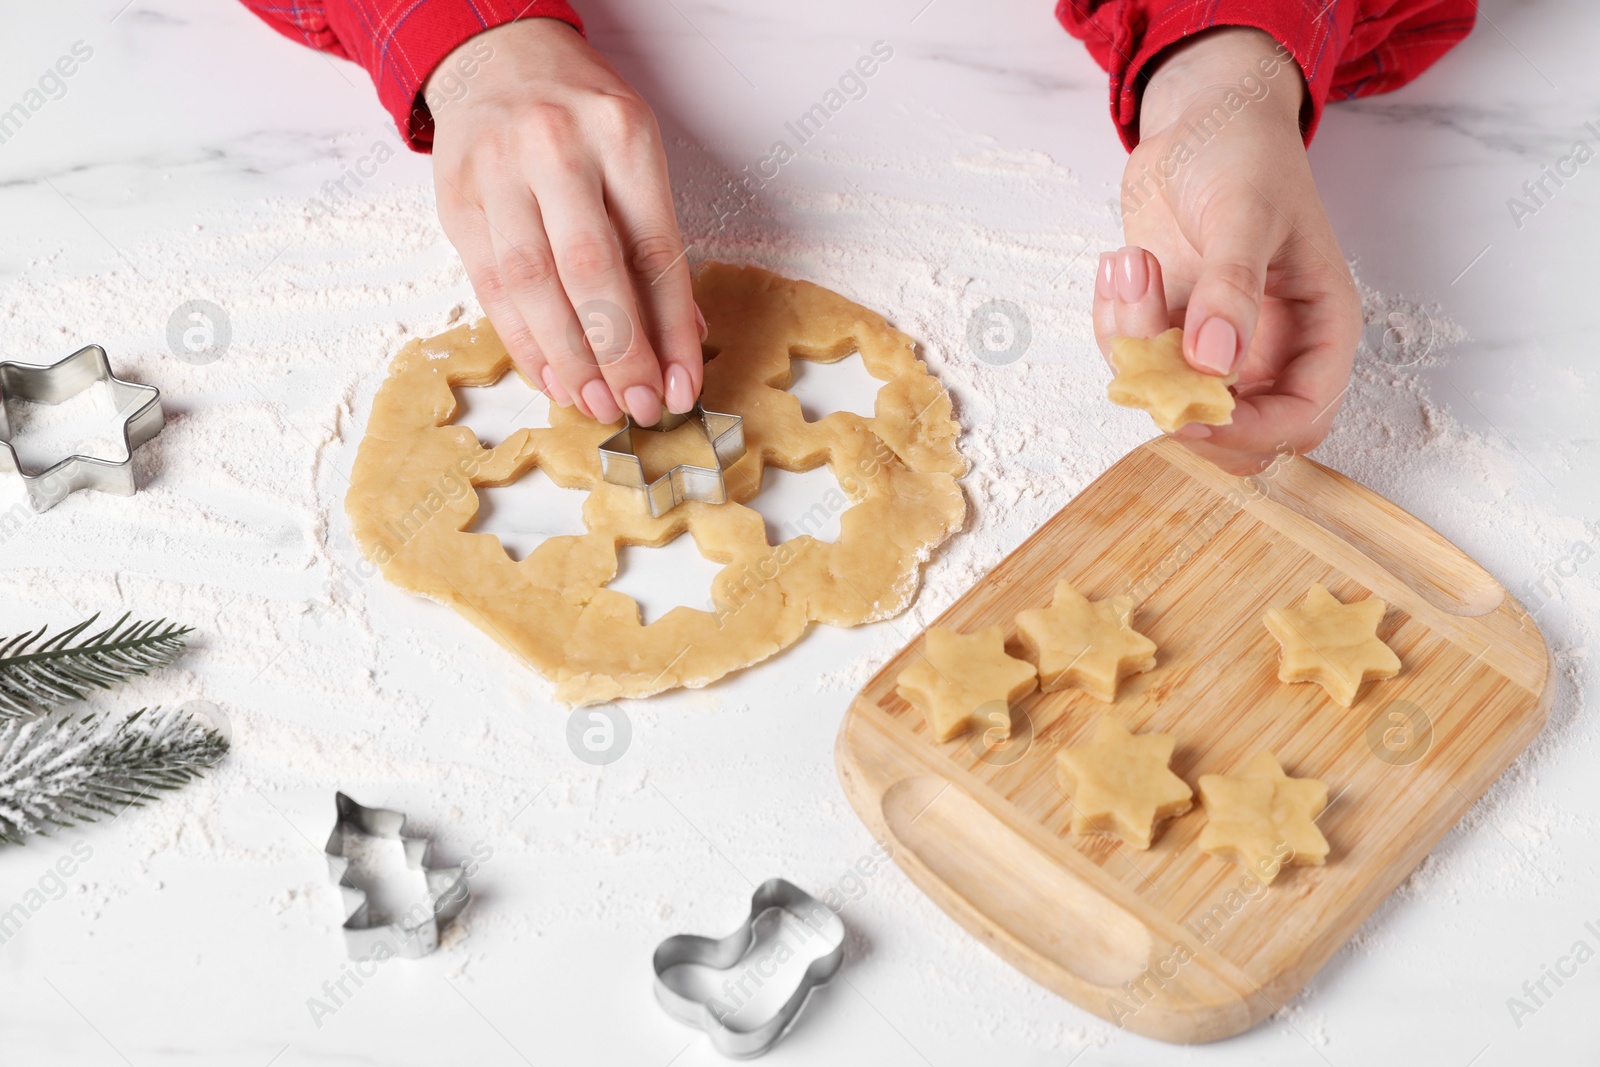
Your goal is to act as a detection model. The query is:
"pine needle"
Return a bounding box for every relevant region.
[0,613,192,719]
[0,706,228,845]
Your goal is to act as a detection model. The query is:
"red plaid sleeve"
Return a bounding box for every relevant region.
[1056,0,1475,149]
[240,0,585,150]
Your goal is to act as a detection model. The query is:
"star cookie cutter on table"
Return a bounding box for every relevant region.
[598,403,745,518]
[0,345,164,512]
[323,792,470,960]
[652,877,845,1059]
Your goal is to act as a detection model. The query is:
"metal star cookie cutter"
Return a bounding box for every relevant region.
[599,403,745,518]
[323,791,470,960]
[652,877,845,1059]
[0,344,164,513]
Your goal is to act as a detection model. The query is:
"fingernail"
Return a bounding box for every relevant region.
[1175,422,1212,439]
[1095,253,1115,300]
[581,379,621,423]
[693,301,708,341]
[1115,245,1148,302]
[1193,317,1239,374]
[624,385,662,426]
[541,366,573,407]
[664,364,696,414]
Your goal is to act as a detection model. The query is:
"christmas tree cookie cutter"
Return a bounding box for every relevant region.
[323,791,470,960]
[598,403,745,518]
[652,877,845,1058]
[0,345,164,513]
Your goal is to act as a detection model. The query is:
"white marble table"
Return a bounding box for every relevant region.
[0,1,1595,1064]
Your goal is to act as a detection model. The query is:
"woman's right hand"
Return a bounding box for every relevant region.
[428,18,704,427]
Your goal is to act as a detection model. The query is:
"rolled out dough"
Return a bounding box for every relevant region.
[344,263,967,704]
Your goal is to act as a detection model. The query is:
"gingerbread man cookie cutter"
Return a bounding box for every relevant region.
[598,403,745,518]
[323,791,470,960]
[0,345,164,512]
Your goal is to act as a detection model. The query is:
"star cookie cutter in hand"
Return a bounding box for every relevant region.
[0,345,164,512]
[652,878,845,1059]
[598,403,745,518]
[323,791,470,960]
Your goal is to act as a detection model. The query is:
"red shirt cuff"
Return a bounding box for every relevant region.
[1057,0,1474,151]
[1099,2,1352,150]
[322,0,585,151]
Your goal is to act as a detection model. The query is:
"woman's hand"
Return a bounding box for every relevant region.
[1092,27,1362,475]
[428,18,703,426]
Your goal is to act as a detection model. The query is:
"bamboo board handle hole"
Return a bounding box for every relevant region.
[882,775,1153,989]
[1253,457,1503,617]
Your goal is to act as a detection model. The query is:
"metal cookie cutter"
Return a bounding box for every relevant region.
[323,792,470,960]
[652,878,845,1059]
[599,403,744,518]
[0,345,164,513]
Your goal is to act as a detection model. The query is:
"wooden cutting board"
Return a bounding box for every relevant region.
[835,437,1551,1043]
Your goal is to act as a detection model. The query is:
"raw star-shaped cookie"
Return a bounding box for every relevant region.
[1108,328,1237,433]
[896,626,1038,743]
[1263,583,1401,707]
[1015,581,1156,702]
[1198,752,1329,884]
[1055,717,1192,849]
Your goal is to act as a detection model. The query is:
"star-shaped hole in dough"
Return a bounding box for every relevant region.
[1107,328,1237,433]
[1055,717,1192,850]
[896,625,1038,743]
[1197,752,1329,885]
[1016,581,1156,702]
[1263,583,1401,707]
